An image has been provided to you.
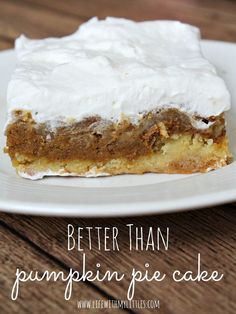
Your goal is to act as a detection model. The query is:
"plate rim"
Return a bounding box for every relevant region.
[0,188,235,217]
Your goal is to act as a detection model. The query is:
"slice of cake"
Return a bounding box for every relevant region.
[5,17,232,179]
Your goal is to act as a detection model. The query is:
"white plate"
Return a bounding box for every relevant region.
[0,40,235,217]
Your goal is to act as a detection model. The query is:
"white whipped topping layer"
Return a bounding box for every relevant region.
[7,17,230,126]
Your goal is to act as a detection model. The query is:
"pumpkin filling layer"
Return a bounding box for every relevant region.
[5,109,232,179]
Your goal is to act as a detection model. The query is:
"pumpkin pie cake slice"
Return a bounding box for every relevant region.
[5,17,232,179]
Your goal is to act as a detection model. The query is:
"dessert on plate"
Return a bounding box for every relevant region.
[5,17,232,179]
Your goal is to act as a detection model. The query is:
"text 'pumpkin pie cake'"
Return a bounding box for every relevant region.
[5,17,232,179]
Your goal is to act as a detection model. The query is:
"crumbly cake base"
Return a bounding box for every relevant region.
[12,134,231,180]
